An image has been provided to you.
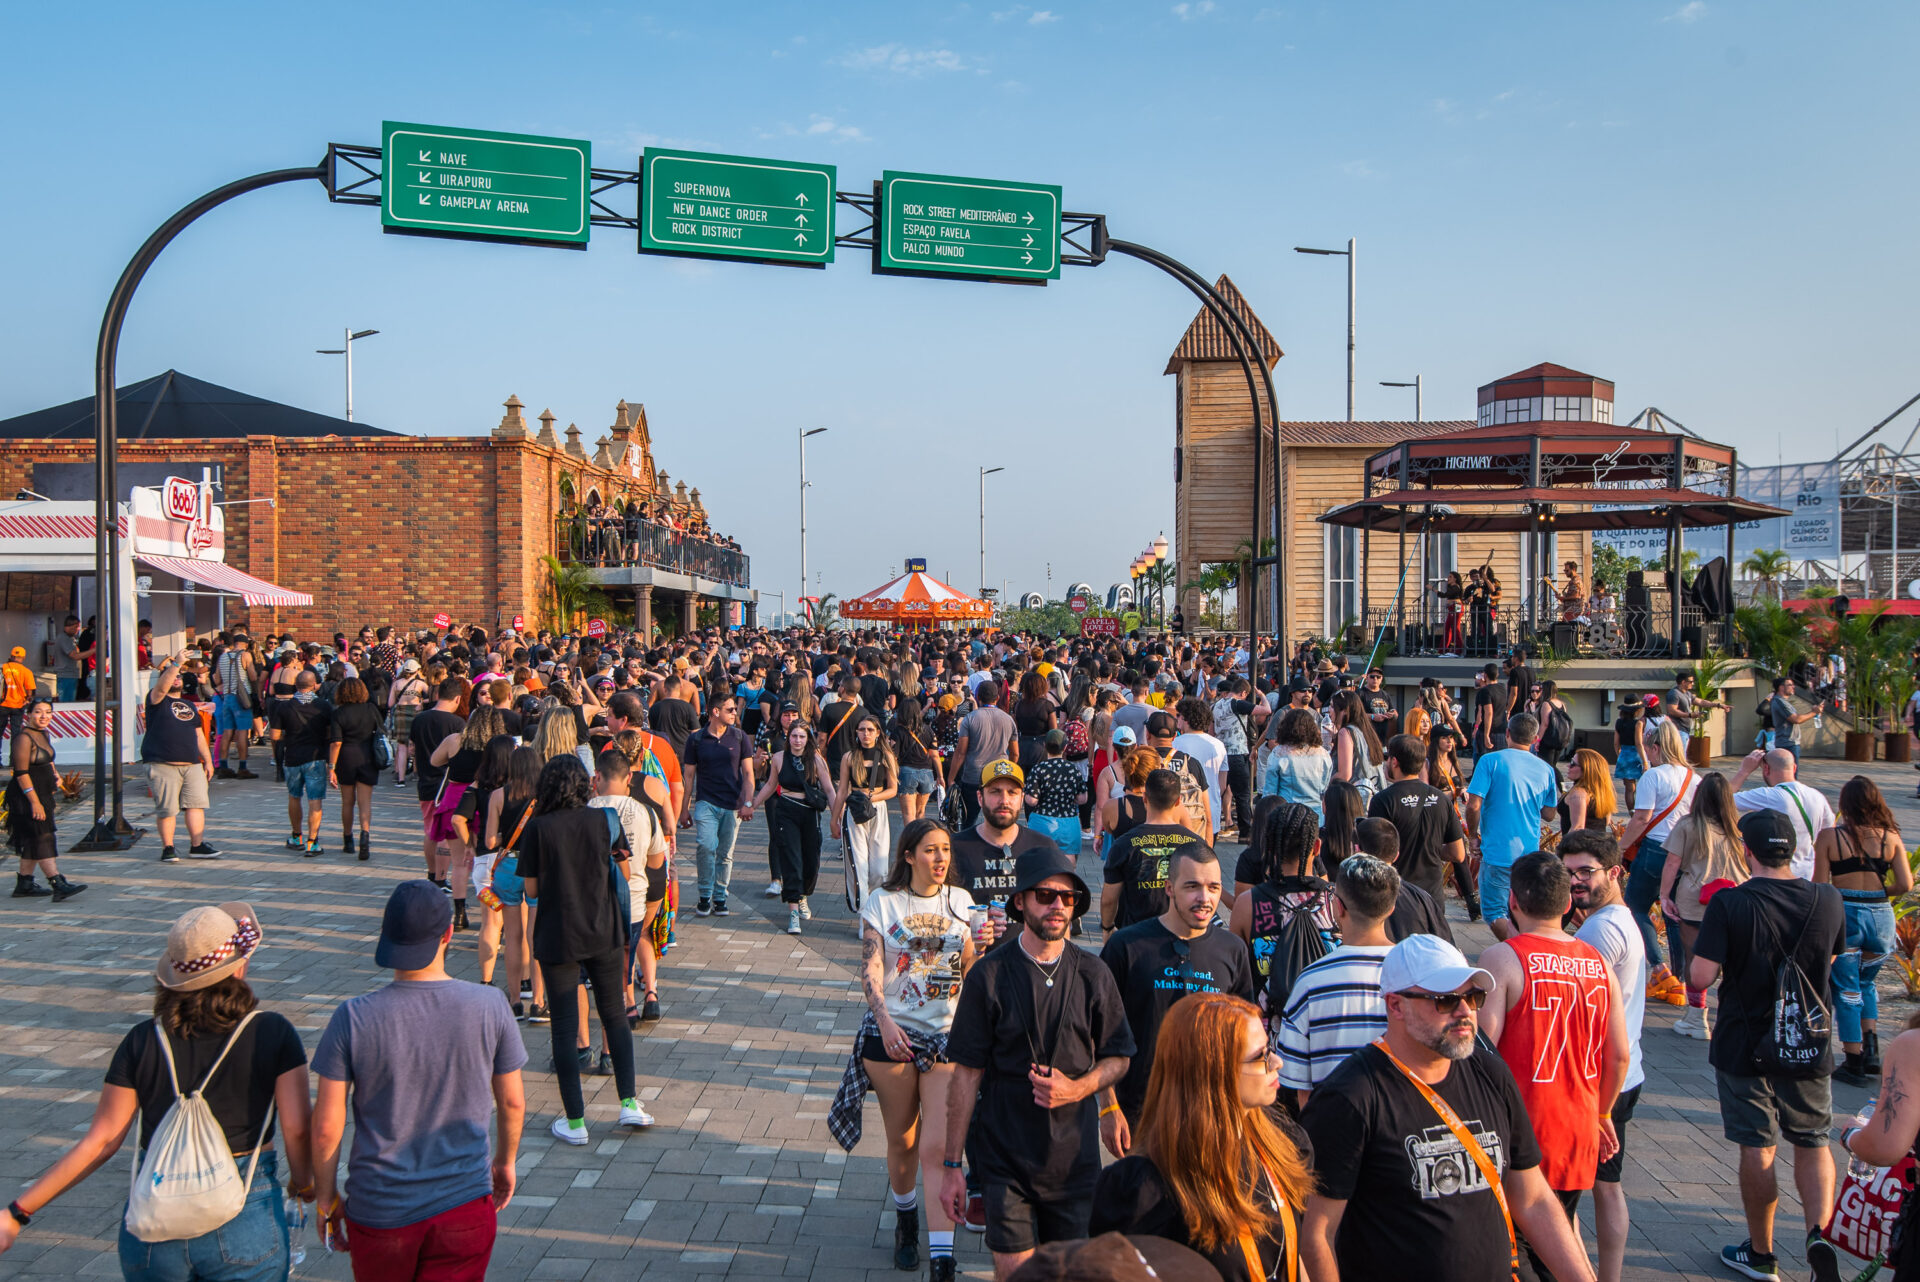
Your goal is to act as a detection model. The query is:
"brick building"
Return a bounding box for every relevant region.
[0,371,755,638]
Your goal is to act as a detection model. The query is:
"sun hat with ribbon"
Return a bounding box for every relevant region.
[155,903,264,991]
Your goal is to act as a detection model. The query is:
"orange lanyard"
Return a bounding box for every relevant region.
[1237,1165,1297,1282]
[1370,1039,1518,1282]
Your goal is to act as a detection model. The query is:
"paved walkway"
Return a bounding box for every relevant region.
[1,754,1913,1279]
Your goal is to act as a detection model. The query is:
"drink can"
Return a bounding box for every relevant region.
[968,903,991,947]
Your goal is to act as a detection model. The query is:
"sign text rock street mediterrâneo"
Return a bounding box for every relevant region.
[382,121,590,246]
[878,171,1062,281]
[640,148,836,266]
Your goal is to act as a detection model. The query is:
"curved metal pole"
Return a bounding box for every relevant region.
[79,163,326,848]
[1107,239,1281,645]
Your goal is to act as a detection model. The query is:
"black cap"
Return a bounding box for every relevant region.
[375,880,454,969]
[1145,710,1179,739]
[1007,848,1091,921]
[1738,809,1796,863]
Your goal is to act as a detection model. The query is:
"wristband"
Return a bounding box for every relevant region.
[1099,1102,1120,1119]
[942,1159,963,1169]
[6,1200,30,1227]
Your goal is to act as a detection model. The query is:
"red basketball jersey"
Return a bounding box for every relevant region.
[1496,932,1611,1191]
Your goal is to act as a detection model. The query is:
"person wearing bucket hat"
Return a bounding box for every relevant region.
[1299,933,1592,1282]
[0,902,314,1269]
[311,881,527,1276]
[942,846,1133,1275]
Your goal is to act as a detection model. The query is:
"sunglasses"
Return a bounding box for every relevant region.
[1399,989,1488,1014]
[1023,887,1077,907]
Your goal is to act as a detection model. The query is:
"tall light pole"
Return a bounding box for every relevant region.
[1380,376,1423,421]
[1295,239,1355,420]
[980,466,1005,597]
[315,327,379,421]
[799,428,828,620]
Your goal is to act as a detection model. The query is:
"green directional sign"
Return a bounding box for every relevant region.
[382,121,590,247]
[878,170,1062,282]
[640,148,835,266]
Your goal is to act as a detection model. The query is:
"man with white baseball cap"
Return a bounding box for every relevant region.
[1300,934,1597,1282]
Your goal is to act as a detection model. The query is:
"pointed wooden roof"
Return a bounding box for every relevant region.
[1163,275,1283,375]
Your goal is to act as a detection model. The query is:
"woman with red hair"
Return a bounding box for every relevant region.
[1092,992,1315,1282]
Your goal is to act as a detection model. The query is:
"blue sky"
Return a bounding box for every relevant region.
[3,1,1914,611]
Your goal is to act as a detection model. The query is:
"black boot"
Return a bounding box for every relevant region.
[358,832,371,861]
[1865,1030,1883,1075]
[50,873,86,902]
[454,900,471,931]
[929,1258,955,1282]
[12,873,51,898]
[893,1206,920,1270]
[343,829,355,853]
[1836,1050,1873,1087]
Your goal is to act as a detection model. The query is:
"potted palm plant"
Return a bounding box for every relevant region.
[1835,606,1892,762]
[1686,647,1747,766]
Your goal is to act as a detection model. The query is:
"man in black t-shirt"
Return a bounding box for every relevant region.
[408,679,467,887]
[1100,769,1209,931]
[1504,648,1534,723]
[144,650,219,864]
[1354,818,1453,945]
[1471,665,1500,760]
[942,849,1135,1276]
[1098,846,1251,1136]
[269,670,334,855]
[1690,809,1846,1281]
[1368,735,1467,901]
[1300,934,1589,1282]
[1361,668,1399,741]
[950,760,1059,914]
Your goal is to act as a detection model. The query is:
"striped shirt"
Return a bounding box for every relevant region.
[1275,944,1392,1089]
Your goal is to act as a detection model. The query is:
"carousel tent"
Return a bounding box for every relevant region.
[840,571,992,629]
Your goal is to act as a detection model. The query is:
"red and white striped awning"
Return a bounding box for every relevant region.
[134,554,313,607]
[0,513,99,540]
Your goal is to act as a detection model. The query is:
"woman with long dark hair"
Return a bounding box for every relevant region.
[517,755,650,1144]
[486,746,547,1021]
[7,698,82,900]
[1260,708,1333,822]
[1010,669,1058,771]
[1437,570,1466,653]
[892,697,940,826]
[1657,768,1743,1037]
[0,903,313,1271]
[751,720,837,936]
[1319,779,1366,875]
[835,818,976,1278]
[834,715,899,916]
[1329,692,1384,803]
[1815,776,1913,1084]
[430,704,508,932]
[1093,992,1314,1282]
[467,733,519,987]
[326,678,384,860]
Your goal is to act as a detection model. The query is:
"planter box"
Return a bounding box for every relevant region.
[1686,735,1713,767]
[1845,730,1877,763]
[1890,731,1913,763]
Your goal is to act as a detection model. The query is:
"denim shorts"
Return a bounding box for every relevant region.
[285,758,329,800]
[1479,861,1513,924]
[493,854,534,907]
[898,766,939,795]
[213,693,255,733]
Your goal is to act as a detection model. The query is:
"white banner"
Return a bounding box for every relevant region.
[1592,463,1841,564]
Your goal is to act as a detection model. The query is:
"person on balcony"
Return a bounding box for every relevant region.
[1464,567,1494,657]
[1558,559,1588,622]
[1435,571,1466,654]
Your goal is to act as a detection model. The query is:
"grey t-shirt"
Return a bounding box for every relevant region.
[312,978,527,1229]
[1667,687,1694,729]
[957,705,1016,784]
[1111,701,1155,744]
[1768,695,1798,745]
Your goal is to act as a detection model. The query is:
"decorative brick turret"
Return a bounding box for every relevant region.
[493,395,528,440]
[536,409,560,449]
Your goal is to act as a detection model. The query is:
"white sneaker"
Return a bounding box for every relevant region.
[788,906,803,935]
[1674,1007,1712,1040]
[550,1116,589,1145]
[765,880,783,897]
[619,1101,656,1129]
[798,897,812,921]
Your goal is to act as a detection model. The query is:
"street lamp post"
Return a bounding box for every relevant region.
[1295,240,1356,420]
[1380,376,1423,421]
[980,466,1004,597]
[315,327,379,421]
[799,428,828,621]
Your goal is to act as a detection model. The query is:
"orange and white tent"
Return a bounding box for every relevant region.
[840,571,992,629]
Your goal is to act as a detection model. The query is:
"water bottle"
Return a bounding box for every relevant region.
[285,1194,308,1267]
[1848,1099,1879,1181]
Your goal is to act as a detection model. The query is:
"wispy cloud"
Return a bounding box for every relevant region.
[1029,9,1061,22]
[1340,160,1380,180]
[1663,1,1707,21]
[758,114,870,143]
[836,44,971,74]
[1431,88,1521,124]
[992,4,1061,21]
[1171,0,1215,17]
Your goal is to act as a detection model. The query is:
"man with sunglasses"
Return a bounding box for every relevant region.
[1301,934,1595,1282]
[1097,844,1251,1150]
[1479,852,1631,1281]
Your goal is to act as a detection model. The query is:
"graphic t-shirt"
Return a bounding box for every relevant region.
[950,825,1059,903]
[1369,780,1464,899]
[1099,919,1253,1120]
[1692,876,1845,1074]
[1164,747,1211,833]
[1026,758,1083,817]
[860,885,975,1035]
[1103,823,1211,929]
[1301,1043,1542,1282]
[142,694,205,763]
[1170,732,1227,833]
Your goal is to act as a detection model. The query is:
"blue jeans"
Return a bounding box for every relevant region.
[118,1150,288,1282]
[1835,892,1898,1044]
[1479,861,1513,926]
[56,677,80,702]
[693,799,739,904]
[1623,836,1672,971]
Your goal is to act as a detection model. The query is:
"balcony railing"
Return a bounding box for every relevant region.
[1353,594,1736,661]
[556,516,749,587]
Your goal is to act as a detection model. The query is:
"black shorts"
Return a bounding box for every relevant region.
[1596,1084,1640,1183]
[645,864,668,904]
[858,1032,947,1066]
[982,1177,1095,1255]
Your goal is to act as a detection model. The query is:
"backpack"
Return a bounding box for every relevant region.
[1061,715,1090,761]
[1263,889,1330,1021]
[1749,891,1835,1079]
[124,1010,276,1243]
[1541,704,1574,758]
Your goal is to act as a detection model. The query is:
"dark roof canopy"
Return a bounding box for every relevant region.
[0,371,402,441]
[1320,486,1790,533]
[1366,420,1736,489]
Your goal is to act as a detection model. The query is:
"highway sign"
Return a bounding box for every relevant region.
[1068,595,1090,616]
[382,121,590,247]
[1081,617,1121,638]
[640,148,835,266]
[878,171,1061,281]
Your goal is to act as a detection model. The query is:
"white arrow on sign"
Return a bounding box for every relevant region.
[1023,211,1034,224]
[794,232,808,245]
[795,213,808,226]
[418,193,432,206]
[1022,251,1033,264]
[796,192,808,205]
[1022,233,1033,246]
[417,149,431,163]
[418,171,431,184]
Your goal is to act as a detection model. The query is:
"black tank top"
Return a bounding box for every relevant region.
[1111,794,1146,841]
[1827,825,1894,879]
[778,751,810,793]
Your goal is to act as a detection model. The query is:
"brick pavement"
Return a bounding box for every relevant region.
[1,755,1912,1279]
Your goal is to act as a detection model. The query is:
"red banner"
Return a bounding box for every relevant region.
[1068,595,1090,616]
[1081,617,1121,638]
[432,612,452,629]
[586,618,608,638]
[1824,1156,1915,1264]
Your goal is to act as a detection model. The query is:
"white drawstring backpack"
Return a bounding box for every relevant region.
[124,1010,276,1242]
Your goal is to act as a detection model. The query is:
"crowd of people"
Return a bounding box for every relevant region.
[0,618,1914,1282]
